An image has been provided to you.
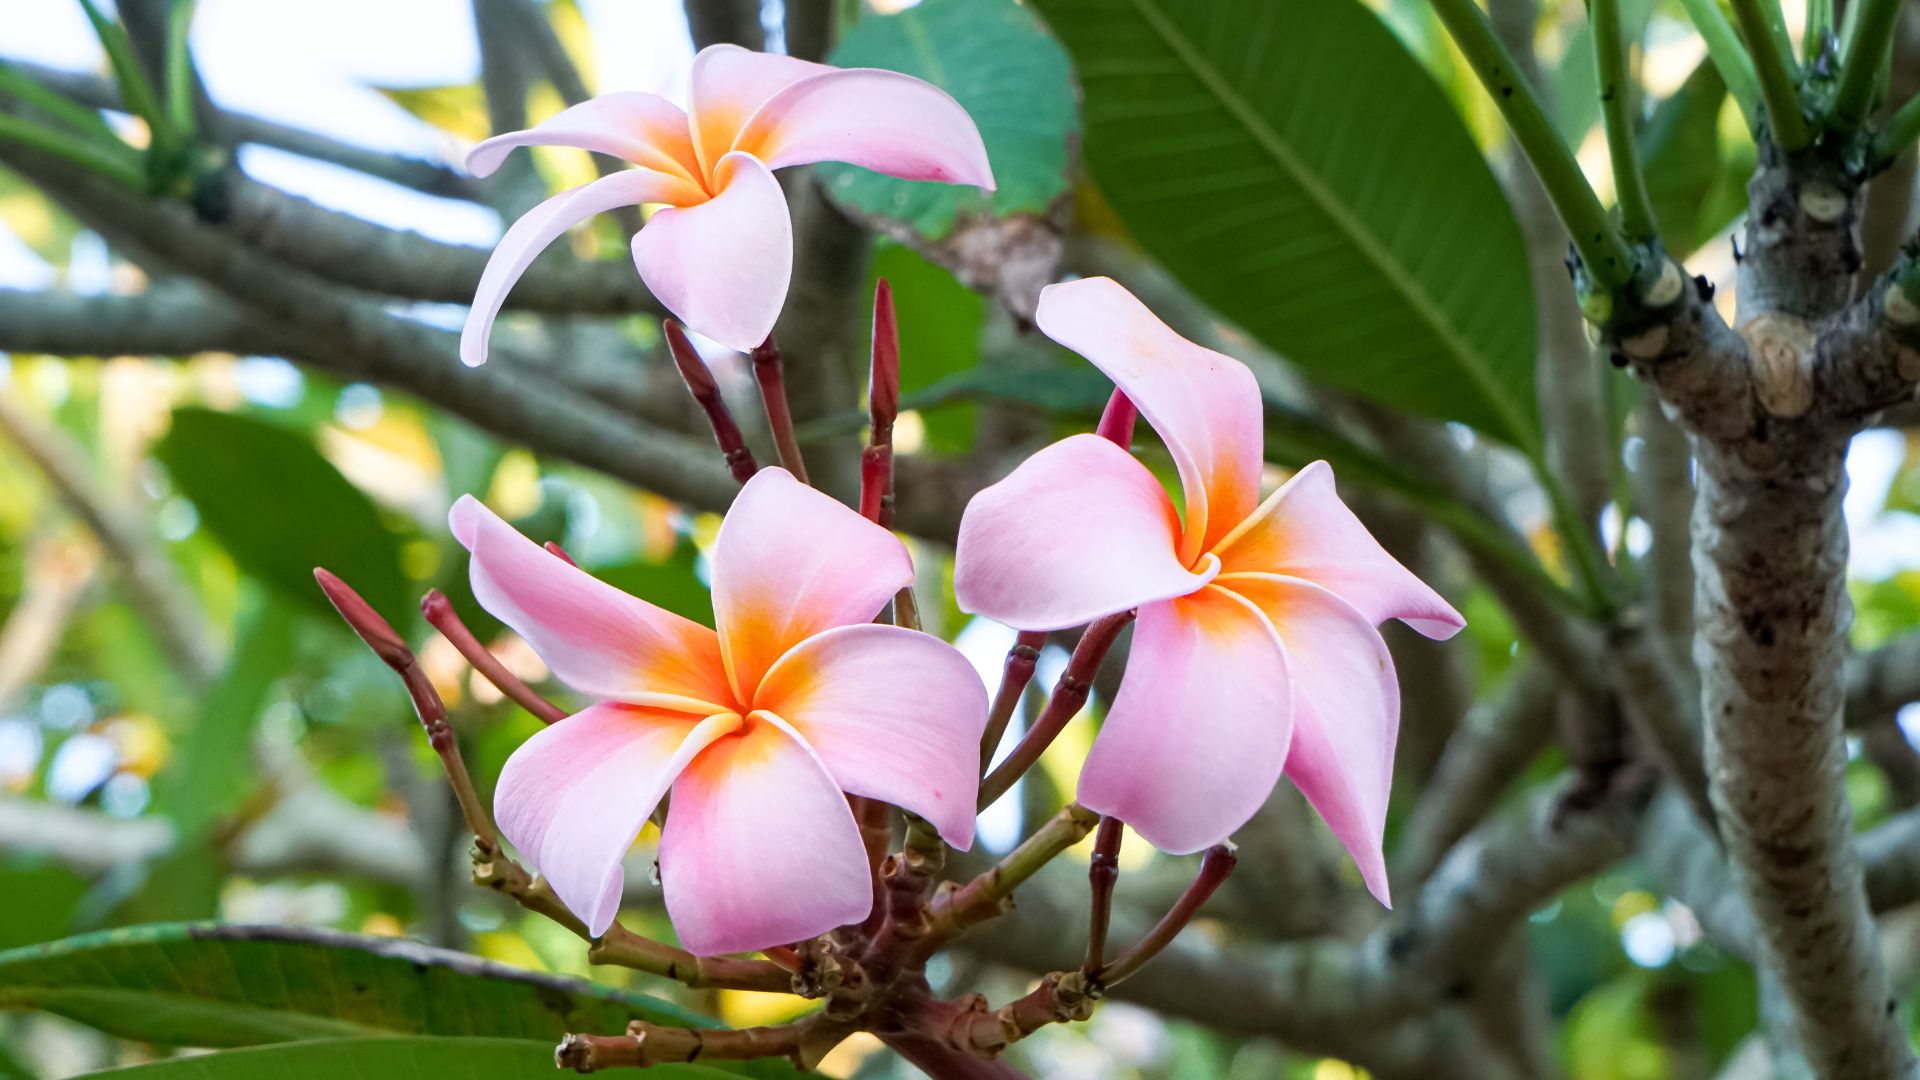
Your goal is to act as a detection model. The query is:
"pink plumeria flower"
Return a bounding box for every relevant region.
[453,468,987,953]
[461,44,995,360]
[952,278,1464,905]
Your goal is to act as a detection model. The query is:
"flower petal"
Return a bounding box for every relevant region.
[462,169,700,367]
[687,44,835,179]
[659,714,871,954]
[466,92,702,184]
[1212,461,1465,639]
[1036,277,1263,563]
[711,467,912,704]
[630,152,792,353]
[954,434,1211,632]
[733,69,994,187]
[1077,587,1292,854]
[450,495,734,711]
[1216,573,1399,905]
[755,624,988,848]
[496,703,730,937]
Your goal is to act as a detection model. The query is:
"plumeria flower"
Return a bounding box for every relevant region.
[952,278,1464,904]
[454,468,987,953]
[461,44,995,360]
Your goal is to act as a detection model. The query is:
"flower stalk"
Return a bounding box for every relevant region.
[665,320,758,486]
[751,334,810,483]
[1828,0,1902,133]
[1098,843,1237,986]
[977,611,1135,810]
[978,631,1046,772]
[315,568,496,852]
[1083,817,1125,975]
[420,588,567,725]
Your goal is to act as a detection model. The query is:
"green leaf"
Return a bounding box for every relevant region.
[589,541,713,628]
[1031,0,1540,448]
[818,0,1076,239]
[0,923,715,1048]
[154,408,410,628]
[0,861,88,950]
[153,595,295,838]
[1639,61,1749,258]
[870,244,986,454]
[77,1037,741,1079]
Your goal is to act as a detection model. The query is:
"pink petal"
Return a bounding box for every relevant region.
[630,152,792,353]
[1077,587,1292,854]
[712,467,912,704]
[495,703,730,937]
[954,434,1213,632]
[687,44,835,179]
[756,624,988,848]
[1213,461,1465,639]
[449,495,734,711]
[659,714,871,954]
[462,169,701,366]
[734,69,994,187]
[466,92,702,184]
[1035,278,1264,563]
[1216,573,1400,905]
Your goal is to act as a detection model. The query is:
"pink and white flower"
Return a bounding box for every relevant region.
[952,277,1464,904]
[456,468,986,953]
[461,44,995,360]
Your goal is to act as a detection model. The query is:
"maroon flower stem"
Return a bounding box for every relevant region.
[314,568,495,851]
[419,589,569,726]
[665,320,757,485]
[1095,389,1136,447]
[1096,844,1237,987]
[1082,817,1125,975]
[931,971,1097,1057]
[978,630,1045,774]
[543,540,578,566]
[860,279,899,527]
[976,612,1135,810]
[750,334,809,484]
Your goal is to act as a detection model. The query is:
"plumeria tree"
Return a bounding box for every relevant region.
[4,0,1920,1078]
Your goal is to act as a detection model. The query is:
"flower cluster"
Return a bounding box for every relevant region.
[322,43,1462,1067]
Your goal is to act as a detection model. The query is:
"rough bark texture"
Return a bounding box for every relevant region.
[1624,149,1920,1078]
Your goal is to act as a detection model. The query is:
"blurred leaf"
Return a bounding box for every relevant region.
[373,84,492,142]
[0,923,725,1048]
[152,594,294,837]
[0,862,87,950]
[1640,61,1741,258]
[154,408,410,629]
[871,244,985,454]
[589,540,712,628]
[1033,0,1541,447]
[819,0,1075,239]
[80,1037,742,1079]
[1550,0,1657,146]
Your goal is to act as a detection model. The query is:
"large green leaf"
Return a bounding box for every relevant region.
[153,408,410,628]
[1032,0,1540,447]
[0,923,714,1048]
[79,1037,739,1079]
[818,0,1076,239]
[1640,61,1750,258]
